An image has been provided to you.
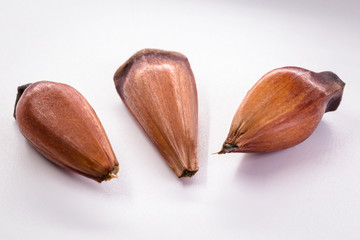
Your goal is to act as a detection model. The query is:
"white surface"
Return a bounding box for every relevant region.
[1,0,360,239]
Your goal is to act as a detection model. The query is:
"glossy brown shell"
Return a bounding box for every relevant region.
[15,81,119,182]
[220,67,345,153]
[114,49,198,177]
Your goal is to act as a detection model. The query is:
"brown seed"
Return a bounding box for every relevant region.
[220,66,345,153]
[114,49,198,178]
[14,81,119,182]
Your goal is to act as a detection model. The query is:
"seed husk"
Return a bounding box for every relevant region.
[14,81,119,182]
[114,49,198,178]
[220,66,345,153]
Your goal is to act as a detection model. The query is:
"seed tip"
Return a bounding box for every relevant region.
[179,169,198,178]
[14,83,32,119]
[218,143,238,154]
[100,165,119,182]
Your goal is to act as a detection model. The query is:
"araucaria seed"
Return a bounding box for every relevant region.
[114,49,199,178]
[220,66,345,153]
[14,81,119,182]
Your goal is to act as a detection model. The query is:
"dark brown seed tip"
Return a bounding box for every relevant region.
[317,71,345,113]
[14,83,32,119]
[99,165,119,183]
[179,169,198,178]
[218,143,239,154]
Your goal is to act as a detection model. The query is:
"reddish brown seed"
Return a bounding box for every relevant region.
[220,66,345,153]
[14,81,119,182]
[114,49,198,178]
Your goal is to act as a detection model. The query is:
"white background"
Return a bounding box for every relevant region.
[1,0,360,239]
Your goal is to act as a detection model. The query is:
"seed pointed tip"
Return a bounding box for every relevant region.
[218,143,238,154]
[179,169,198,178]
[99,165,119,183]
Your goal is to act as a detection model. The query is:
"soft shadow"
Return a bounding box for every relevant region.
[236,121,333,181]
[12,123,121,232]
[21,134,125,196]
